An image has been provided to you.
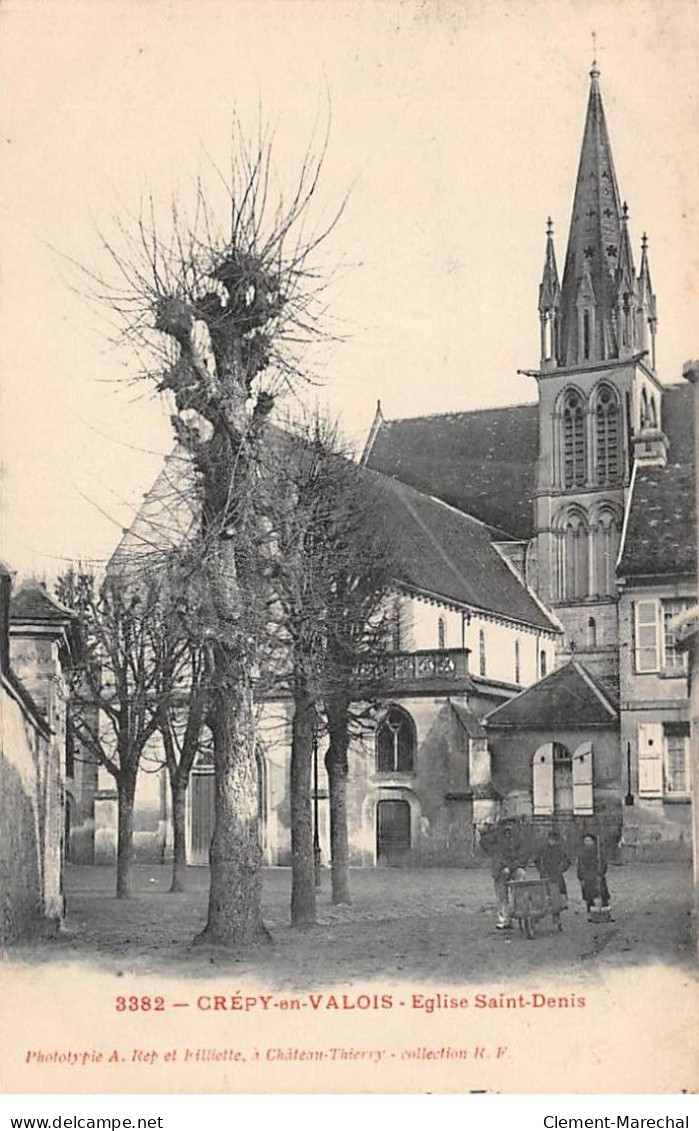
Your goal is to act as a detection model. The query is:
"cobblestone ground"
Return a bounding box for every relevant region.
[6,861,695,987]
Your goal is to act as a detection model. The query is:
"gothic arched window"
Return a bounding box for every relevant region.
[561,510,589,600]
[540,650,548,678]
[588,616,597,648]
[478,629,486,677]
[376,706,416,774]
[641,387,650,428]
[437,616,446,650]
[514,638,521,685]
[563,390,586,488]
[595,385,620,485]
[593,508,621,597]
[583,310,591,360]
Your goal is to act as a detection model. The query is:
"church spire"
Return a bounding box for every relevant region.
[557,62,627,366]
[538,217,561,366]
[637,231,658,369]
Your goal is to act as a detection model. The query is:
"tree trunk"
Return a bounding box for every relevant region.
[170,778,188,893]
[196,648,268,946]
[325,695,352,905]
[116,775,137,900]
[290,683,317,926]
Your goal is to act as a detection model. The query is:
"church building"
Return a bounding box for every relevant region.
[70,60,695,869]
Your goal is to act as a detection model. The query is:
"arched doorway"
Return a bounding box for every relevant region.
[376,799,411,865]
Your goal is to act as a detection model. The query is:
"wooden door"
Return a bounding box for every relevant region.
[189,772,215,865]
[376,799,411,866]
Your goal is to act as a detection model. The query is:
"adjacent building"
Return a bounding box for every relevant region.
[0,566,77,939]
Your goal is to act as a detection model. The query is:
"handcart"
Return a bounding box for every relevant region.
[507,878,565,939]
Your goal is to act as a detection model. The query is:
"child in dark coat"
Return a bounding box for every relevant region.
[536,832,571,901]
[577,834,611,918]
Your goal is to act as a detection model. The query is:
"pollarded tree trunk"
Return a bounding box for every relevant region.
[325,695,352,905]
[197,648,267,945]
[290,682,317,927]
[170,777,188,894]
[116,772,137,900]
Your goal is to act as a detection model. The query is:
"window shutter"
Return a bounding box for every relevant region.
[634,600,660,673]
[532,743,554,815]
[638,723,664,797]
[572,741,594,815]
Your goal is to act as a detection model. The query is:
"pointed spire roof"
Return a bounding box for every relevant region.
[637,232,656,312]
[558,63,626,365]
[616,201,636,299]
[538,217,561,313]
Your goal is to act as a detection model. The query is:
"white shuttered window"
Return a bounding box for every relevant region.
[572,742,594,814]
[634,600,660,673]
[637,723,664,797]
[532,743,554,815]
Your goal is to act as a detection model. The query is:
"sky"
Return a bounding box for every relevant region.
[1,0,697,578]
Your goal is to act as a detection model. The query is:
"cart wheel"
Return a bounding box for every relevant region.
[524,915,535,939]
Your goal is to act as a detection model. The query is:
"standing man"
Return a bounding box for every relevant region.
[491,823,527,930]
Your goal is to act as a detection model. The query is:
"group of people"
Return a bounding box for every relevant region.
[490,825,611,930]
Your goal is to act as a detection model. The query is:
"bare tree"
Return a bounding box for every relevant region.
[152,549,212,894]
[57,567,185,899]
[263,418,396,918]
[74,117,346,944]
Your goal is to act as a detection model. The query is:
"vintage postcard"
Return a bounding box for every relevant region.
[1,0,698,1096]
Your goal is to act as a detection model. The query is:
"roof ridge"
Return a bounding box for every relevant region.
[382,401,539,425]
[422,491,517,541]
[361,463,513,535]
[571,660,618,717]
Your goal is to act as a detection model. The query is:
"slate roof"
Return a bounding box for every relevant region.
[364,403,540,540]
[116,430,557,633]
[10,580,77,627]
[485,660,618,729]
[617,461,696,579]
[367,470,557,631]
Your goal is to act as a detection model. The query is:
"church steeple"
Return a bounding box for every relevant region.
[637,232,658,369]
[538,217,561,367]
[557,61,630,367]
